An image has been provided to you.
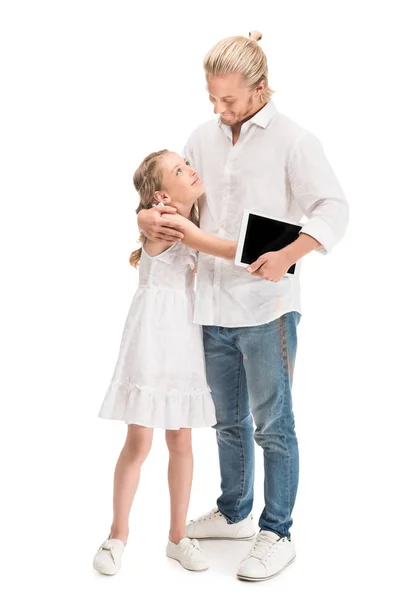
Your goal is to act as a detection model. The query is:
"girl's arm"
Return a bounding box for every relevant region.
[171,214,237,260]
[143,238,173,257]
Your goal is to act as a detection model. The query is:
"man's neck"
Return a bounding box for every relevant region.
[231,101,268,136]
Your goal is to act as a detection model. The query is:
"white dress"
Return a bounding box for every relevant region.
[98,242,216,430]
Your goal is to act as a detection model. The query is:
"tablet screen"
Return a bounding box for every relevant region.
[240,213,301,275]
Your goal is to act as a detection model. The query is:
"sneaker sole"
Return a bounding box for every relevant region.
[166,554,209,571]
[236,554,296,581]
[93,563,118,576]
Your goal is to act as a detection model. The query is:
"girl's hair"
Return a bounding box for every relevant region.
[129,150,199,268]
[203,30,274,104]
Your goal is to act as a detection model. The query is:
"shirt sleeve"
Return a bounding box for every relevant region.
[181,131,196,168]
[288,131,349,254]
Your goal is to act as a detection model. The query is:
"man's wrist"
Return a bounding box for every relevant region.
[280,244,297,265]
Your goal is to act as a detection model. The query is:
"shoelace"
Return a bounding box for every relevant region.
[182,539,202,556]
[248,536,279,563]
[192,508,220,523]
[99,540,116,564]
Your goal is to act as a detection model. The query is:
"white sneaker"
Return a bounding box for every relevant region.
[93,538,125,575]
[166,537,209,571]
[186,508,256,540]
[237,530,296,581]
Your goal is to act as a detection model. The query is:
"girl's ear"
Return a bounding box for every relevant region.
[153,191,172,204]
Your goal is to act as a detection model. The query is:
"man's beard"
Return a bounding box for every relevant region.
[228,97,256,126]
[238,98,256,124]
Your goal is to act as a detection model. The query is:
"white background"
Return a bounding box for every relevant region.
[1,0,399,598]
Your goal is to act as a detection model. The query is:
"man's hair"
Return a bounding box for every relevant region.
[203,31,273,103]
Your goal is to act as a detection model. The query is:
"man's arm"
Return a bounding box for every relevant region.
[247,232,321,281]
[280,232,322,264]
[288,131,349,254]
[249,131,349,281]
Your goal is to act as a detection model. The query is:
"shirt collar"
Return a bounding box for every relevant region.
[218,99,277,133]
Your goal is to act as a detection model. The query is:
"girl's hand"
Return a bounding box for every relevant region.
[169,215,201,250]
[247,250,293,282]
[167,214,207,250]
[166,214,198,238]
[137,206,185,242]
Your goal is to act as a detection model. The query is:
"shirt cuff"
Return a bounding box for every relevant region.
[300,218,337,255]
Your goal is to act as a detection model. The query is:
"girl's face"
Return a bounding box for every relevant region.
[154,152,204,209]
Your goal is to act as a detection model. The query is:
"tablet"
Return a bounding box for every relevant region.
[235,210,302,277]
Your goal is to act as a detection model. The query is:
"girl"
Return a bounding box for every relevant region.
[93,149,237,575]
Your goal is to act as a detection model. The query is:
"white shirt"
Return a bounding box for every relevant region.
[182,100,349,327]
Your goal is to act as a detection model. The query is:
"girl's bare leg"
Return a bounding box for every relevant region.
[165,428,193,544]
[109,424,153,543]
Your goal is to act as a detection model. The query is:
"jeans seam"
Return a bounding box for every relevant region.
[233,349,246,520]
[279,313,290,536]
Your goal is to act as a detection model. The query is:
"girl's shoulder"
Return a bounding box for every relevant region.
[142,239,197,269]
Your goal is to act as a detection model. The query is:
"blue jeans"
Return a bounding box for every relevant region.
[203,311,301,538]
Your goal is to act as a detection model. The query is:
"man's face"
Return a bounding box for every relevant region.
[206,72,260,126]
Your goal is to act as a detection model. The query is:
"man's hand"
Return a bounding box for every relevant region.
[137,205,185,242]
[247,250,293,282]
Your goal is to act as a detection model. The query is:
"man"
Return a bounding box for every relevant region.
[138,31,349,581]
